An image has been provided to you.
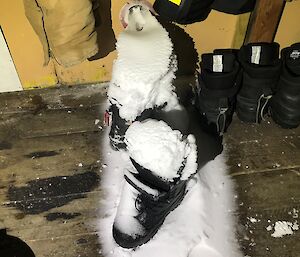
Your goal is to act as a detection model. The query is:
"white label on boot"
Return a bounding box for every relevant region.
[290,50,300,60]
[213,55,223,72]
[251,46,261,64]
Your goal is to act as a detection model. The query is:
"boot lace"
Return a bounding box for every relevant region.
[217,107,228,135]
[256,94,272,123]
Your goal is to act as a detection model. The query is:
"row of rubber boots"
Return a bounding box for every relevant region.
[196,42,300,135]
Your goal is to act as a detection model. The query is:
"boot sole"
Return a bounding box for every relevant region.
[271,109,300,129]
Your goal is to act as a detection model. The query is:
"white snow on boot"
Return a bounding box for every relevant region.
[125,119,197,181]
[108,2,180,122]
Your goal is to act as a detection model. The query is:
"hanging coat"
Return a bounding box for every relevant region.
[153,0,256,24]
[153,0,214,24]
[212,0,256,14]
[23,0,98,67]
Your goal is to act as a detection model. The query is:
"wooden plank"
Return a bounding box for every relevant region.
[244,0,286,43]
[235,168,300,257]
[225,113,300,256]
[0,132,104,196]
[227,115,299,143]
[17,108,104,138]
[0,129,106,248]
[26,233,102,257]
[225,137,300,175]
[0,83,108,114]
[225,116,300,176]
[232,13,251,49]
[234,168,300,211]
[1,192,102,241]
[2,167,299,257]
[2,167,299,255]
[0,107,106,139]
[238,206,300,257]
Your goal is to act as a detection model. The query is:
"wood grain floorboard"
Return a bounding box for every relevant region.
[0,84,108,114]
[0,85,299,257]
[0,132,103,190]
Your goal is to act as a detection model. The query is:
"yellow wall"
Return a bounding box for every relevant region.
[0,1,58,88]
[0,0,241,89]
[275,0,300,49]
[1,1,299,89]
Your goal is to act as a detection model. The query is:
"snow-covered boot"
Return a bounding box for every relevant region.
[108,104,129,150]
[112,120,197,248]
[270,43,300,128]
[108,104,153,150]
[196,50,241,135]
[108,0,180,150]
[237,42,281,123]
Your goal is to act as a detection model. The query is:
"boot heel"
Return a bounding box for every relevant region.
[271,108,300,129]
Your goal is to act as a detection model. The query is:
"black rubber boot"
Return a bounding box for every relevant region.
[196,50,241,135]
[0,229,35,257]
[112,163,187,248]
[237,42,281,123]
[270,43,300,128]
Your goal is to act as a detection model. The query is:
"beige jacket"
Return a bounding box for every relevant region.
[24,0,98,67]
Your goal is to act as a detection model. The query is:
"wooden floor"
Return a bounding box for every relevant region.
[0,84,299,257]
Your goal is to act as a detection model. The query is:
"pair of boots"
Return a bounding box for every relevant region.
[196,42,300,134]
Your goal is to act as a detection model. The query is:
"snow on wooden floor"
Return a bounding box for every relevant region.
[0,83,299,257]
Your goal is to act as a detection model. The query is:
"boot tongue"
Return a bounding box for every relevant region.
[130,158,173,192]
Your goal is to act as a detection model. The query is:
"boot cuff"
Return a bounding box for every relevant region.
[201,52,236,73]
[282,44,300,75]
[239,42,280,66]
[200,52,240,89]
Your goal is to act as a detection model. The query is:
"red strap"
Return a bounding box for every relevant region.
[104,110,111,126]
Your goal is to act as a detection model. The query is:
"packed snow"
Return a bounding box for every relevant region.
[270,221,299,238]
[125,120,197,181]
[248,217,259,223]
[107,4,180,122]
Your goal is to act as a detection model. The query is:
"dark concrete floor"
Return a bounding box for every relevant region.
[0,84,299,257]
